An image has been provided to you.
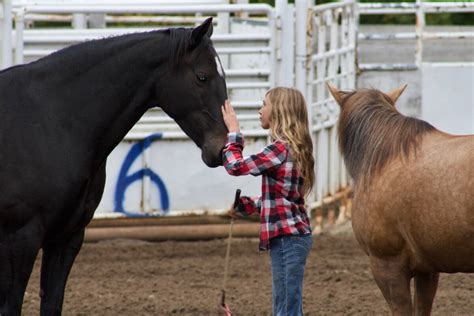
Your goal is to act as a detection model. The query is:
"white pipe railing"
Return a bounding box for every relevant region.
[359,2,474,14]
[13,0,226,5]
[16,4,271,14]
[1,0,13,68]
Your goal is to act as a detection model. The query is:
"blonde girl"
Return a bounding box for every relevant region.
[221,87,314,316]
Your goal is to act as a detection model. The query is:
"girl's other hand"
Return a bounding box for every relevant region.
[221,100,240,133]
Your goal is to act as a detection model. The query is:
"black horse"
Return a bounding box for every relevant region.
[0,18,227,315]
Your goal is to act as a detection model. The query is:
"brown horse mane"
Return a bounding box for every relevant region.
[337,88,435,186]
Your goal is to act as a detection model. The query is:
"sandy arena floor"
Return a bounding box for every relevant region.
[23,223,473,315]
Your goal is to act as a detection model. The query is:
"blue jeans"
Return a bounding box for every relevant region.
[269,234,313,316]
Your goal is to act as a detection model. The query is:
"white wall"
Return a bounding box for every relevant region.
[358,70,421,117]
[421,63,474,135]
[96,137,266,217]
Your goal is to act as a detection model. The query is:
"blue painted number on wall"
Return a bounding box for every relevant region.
[114,133,169,216]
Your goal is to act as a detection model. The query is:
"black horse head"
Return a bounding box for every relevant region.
[155,18,228,167]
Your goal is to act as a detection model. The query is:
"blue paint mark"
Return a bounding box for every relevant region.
[114,133,169,217]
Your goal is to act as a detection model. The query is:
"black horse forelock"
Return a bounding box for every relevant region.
[168,28,194,69]
[167,28,215,70]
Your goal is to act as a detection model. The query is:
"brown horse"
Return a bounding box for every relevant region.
[327,83,474,315]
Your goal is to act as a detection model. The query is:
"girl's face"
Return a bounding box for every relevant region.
[259,95,272,129]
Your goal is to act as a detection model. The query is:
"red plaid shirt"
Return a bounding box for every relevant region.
[223,132,312,251]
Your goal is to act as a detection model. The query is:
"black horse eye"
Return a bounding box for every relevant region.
[197,75,208,82]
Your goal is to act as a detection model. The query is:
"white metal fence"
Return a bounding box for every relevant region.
[286,0,357,211]
[357,1,473,140]
[0,0,356,217]
[358,1,474,70]
[308,1,356,209]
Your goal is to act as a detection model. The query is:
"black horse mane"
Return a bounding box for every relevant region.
[0,25,214,79]
[13,27,204,71]
[40,30,162,62]
[337,88,435,187]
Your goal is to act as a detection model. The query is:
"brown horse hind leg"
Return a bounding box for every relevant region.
[413,272,440,316]
[369,256,413,315]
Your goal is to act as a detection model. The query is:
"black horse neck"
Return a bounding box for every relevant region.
[32,31,170,166]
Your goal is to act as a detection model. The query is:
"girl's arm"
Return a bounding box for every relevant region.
[221,99,287,176]
[223,132,287,176]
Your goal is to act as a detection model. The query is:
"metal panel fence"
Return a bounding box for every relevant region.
[4,1,276,140]
[293,0,356,230]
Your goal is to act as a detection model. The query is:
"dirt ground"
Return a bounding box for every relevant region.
[23,223,473,315]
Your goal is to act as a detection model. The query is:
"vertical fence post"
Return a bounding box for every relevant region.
[295,0,308,95]
[89,13,106,28]
[1,0,13,69]
[276,0,294,87]
[296,0,320,210]
[415,0,425,68]
[216,10,230,69]
[341,2,357,189]
[72,13,87,29]
[328,9,339,196]
[14,8,24,65]
[268,9,277,88]
[349,2,357,89]
[316,10,329,205]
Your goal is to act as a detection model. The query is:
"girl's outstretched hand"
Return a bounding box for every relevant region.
[221,100,240,133]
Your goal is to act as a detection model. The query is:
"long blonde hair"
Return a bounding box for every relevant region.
[266,87,315,197]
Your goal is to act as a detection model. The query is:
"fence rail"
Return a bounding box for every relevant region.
[358,1,474,70]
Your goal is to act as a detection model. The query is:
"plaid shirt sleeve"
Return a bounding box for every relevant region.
[236,195,262,215]
[222,132,288,176]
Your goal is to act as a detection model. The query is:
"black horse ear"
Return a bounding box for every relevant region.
[190,17,213,49]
